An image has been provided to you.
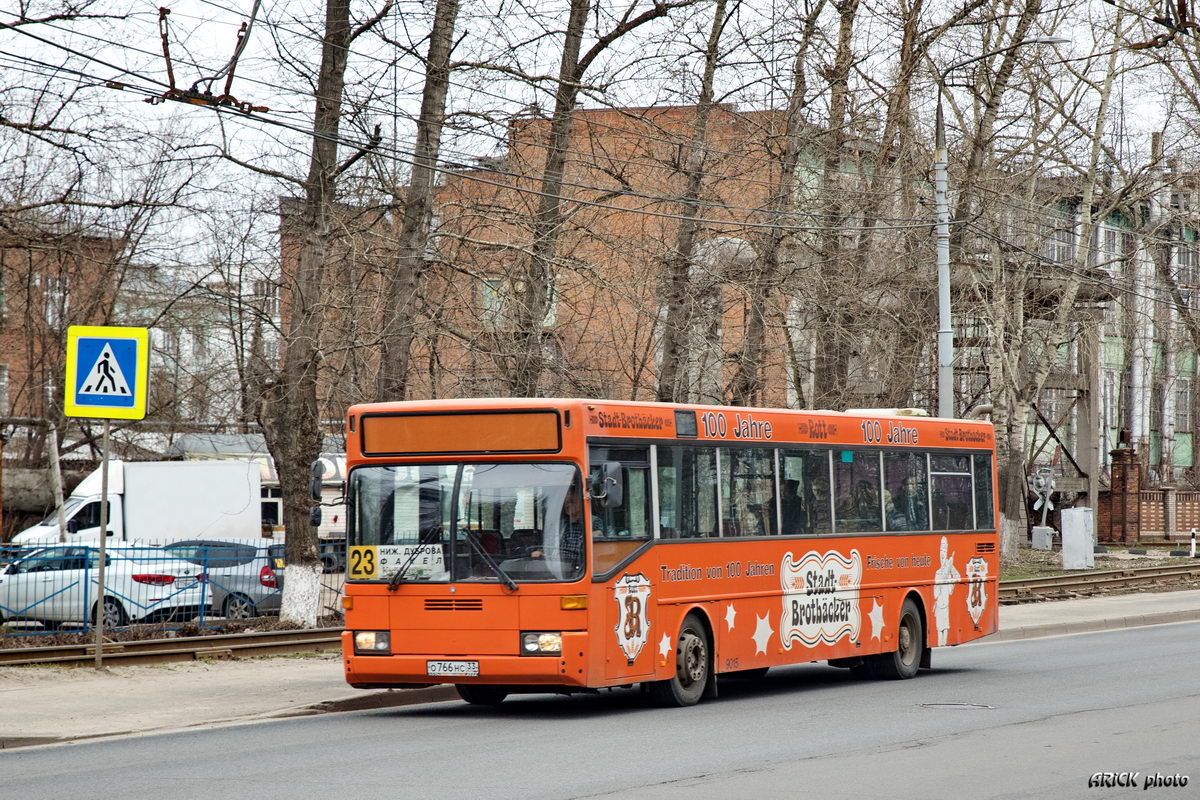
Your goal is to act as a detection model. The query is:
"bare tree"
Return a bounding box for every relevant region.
[375,0,461,401]
[655,0,734,403]
[498,0,701,397]
[256,0,389,626]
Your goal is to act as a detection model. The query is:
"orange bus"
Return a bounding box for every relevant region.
[335,398,998,707]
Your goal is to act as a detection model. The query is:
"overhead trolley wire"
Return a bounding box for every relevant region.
[2,15,932,221]
[185,0,938,188]
[0,40,943,231]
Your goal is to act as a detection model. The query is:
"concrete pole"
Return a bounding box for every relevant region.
[45,386,66,543]
[934,98,953,419]
[47,422,66,543]
[930,38,1068,420]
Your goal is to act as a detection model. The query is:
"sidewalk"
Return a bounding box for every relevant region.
[3,589,1199,748]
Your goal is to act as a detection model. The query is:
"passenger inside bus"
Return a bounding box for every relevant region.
[887,476,928,531]
[781,479,804,532]
[838,479,881,530]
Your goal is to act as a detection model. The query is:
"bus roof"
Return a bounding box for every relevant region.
[345,398,994,456]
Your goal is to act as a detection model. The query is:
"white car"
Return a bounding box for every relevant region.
[0,545,207,630]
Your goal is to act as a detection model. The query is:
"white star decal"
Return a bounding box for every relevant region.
[868,599,885,641]
[725,603,737,631]
[658,632,672,660]
[752,613,773,655]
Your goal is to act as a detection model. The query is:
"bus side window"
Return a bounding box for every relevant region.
[597,465,650,540]
[883,451,929,532]
[721,448,777,537]
[779,449,832,536]
[930,455,973,531]
[589,446,652,576]
[834,450,883,533]
[657,445,718,539]
[973,453,994,529]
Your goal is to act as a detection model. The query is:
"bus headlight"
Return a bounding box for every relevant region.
[521,631,562,655]
[354,630,391,654]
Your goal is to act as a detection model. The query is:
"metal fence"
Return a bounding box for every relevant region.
[0,538,347,636]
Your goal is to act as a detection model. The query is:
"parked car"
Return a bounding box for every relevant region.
[0,545,206,630]
[157,539,284,619]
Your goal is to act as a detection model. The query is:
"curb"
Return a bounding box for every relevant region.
[288,685,459,715]
[988,608,1200,642]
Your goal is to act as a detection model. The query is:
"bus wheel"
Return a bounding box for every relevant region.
[456,684,508,706]
[873,598,923,680]
[649,614,710,707]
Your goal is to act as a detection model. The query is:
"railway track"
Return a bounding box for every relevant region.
[0,627,342,667]
[999,563,1200,604]
[2,565,1197,666]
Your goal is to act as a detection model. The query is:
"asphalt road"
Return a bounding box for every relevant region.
[4,622,1198,800]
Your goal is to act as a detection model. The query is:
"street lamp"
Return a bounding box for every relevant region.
[933,37,1069,418]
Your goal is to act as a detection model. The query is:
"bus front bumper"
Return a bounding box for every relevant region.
[342,631,591,688]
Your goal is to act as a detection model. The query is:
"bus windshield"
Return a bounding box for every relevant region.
[350,462,584,583]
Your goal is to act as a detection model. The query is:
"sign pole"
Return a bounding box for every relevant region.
[94,419,110,670]
[63,324,149,670]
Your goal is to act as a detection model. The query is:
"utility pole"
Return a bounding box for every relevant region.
[934,101,952,419]
[931,37,1069,419]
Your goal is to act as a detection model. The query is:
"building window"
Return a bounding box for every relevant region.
[253,280,279,316]
[43,275,68,327]
[481,276,556,329]
[155,327,180,364]
[193,327,209,360]
[1178,244,1200,300]
[1176,380,1193,432]
[1041,210,1075,264]
[1152,383,1164,433]
[0,364,8,415]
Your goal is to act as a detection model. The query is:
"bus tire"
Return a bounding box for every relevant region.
[456,684,508,706]
[873,597,923,680]
[649,613,710,707]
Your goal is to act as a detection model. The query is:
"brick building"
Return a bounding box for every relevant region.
[283,104,911,420]
[0,230,122,429]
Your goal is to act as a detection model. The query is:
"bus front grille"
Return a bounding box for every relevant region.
[424,598,484,611]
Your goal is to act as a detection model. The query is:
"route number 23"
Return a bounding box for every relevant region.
[348,546,378,579]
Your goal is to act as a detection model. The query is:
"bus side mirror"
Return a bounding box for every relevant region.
[66,518,79,534]
[309,460,325,502]
[310,505,323,527]
[592,462,624,509]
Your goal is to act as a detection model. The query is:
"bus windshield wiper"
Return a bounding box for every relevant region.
[388,541,430,591]
[462,530,518,592]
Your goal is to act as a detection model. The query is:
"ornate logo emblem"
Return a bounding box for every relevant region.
[613,572,652,664]
[780,550,861,649]
[965,557,989,624]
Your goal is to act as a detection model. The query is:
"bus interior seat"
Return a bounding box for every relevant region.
[509,529,539,555]
[477,529,501,555]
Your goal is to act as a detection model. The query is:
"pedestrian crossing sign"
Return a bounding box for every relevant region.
[64,325,150,420]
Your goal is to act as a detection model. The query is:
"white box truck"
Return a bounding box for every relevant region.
[13,460,263,545]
